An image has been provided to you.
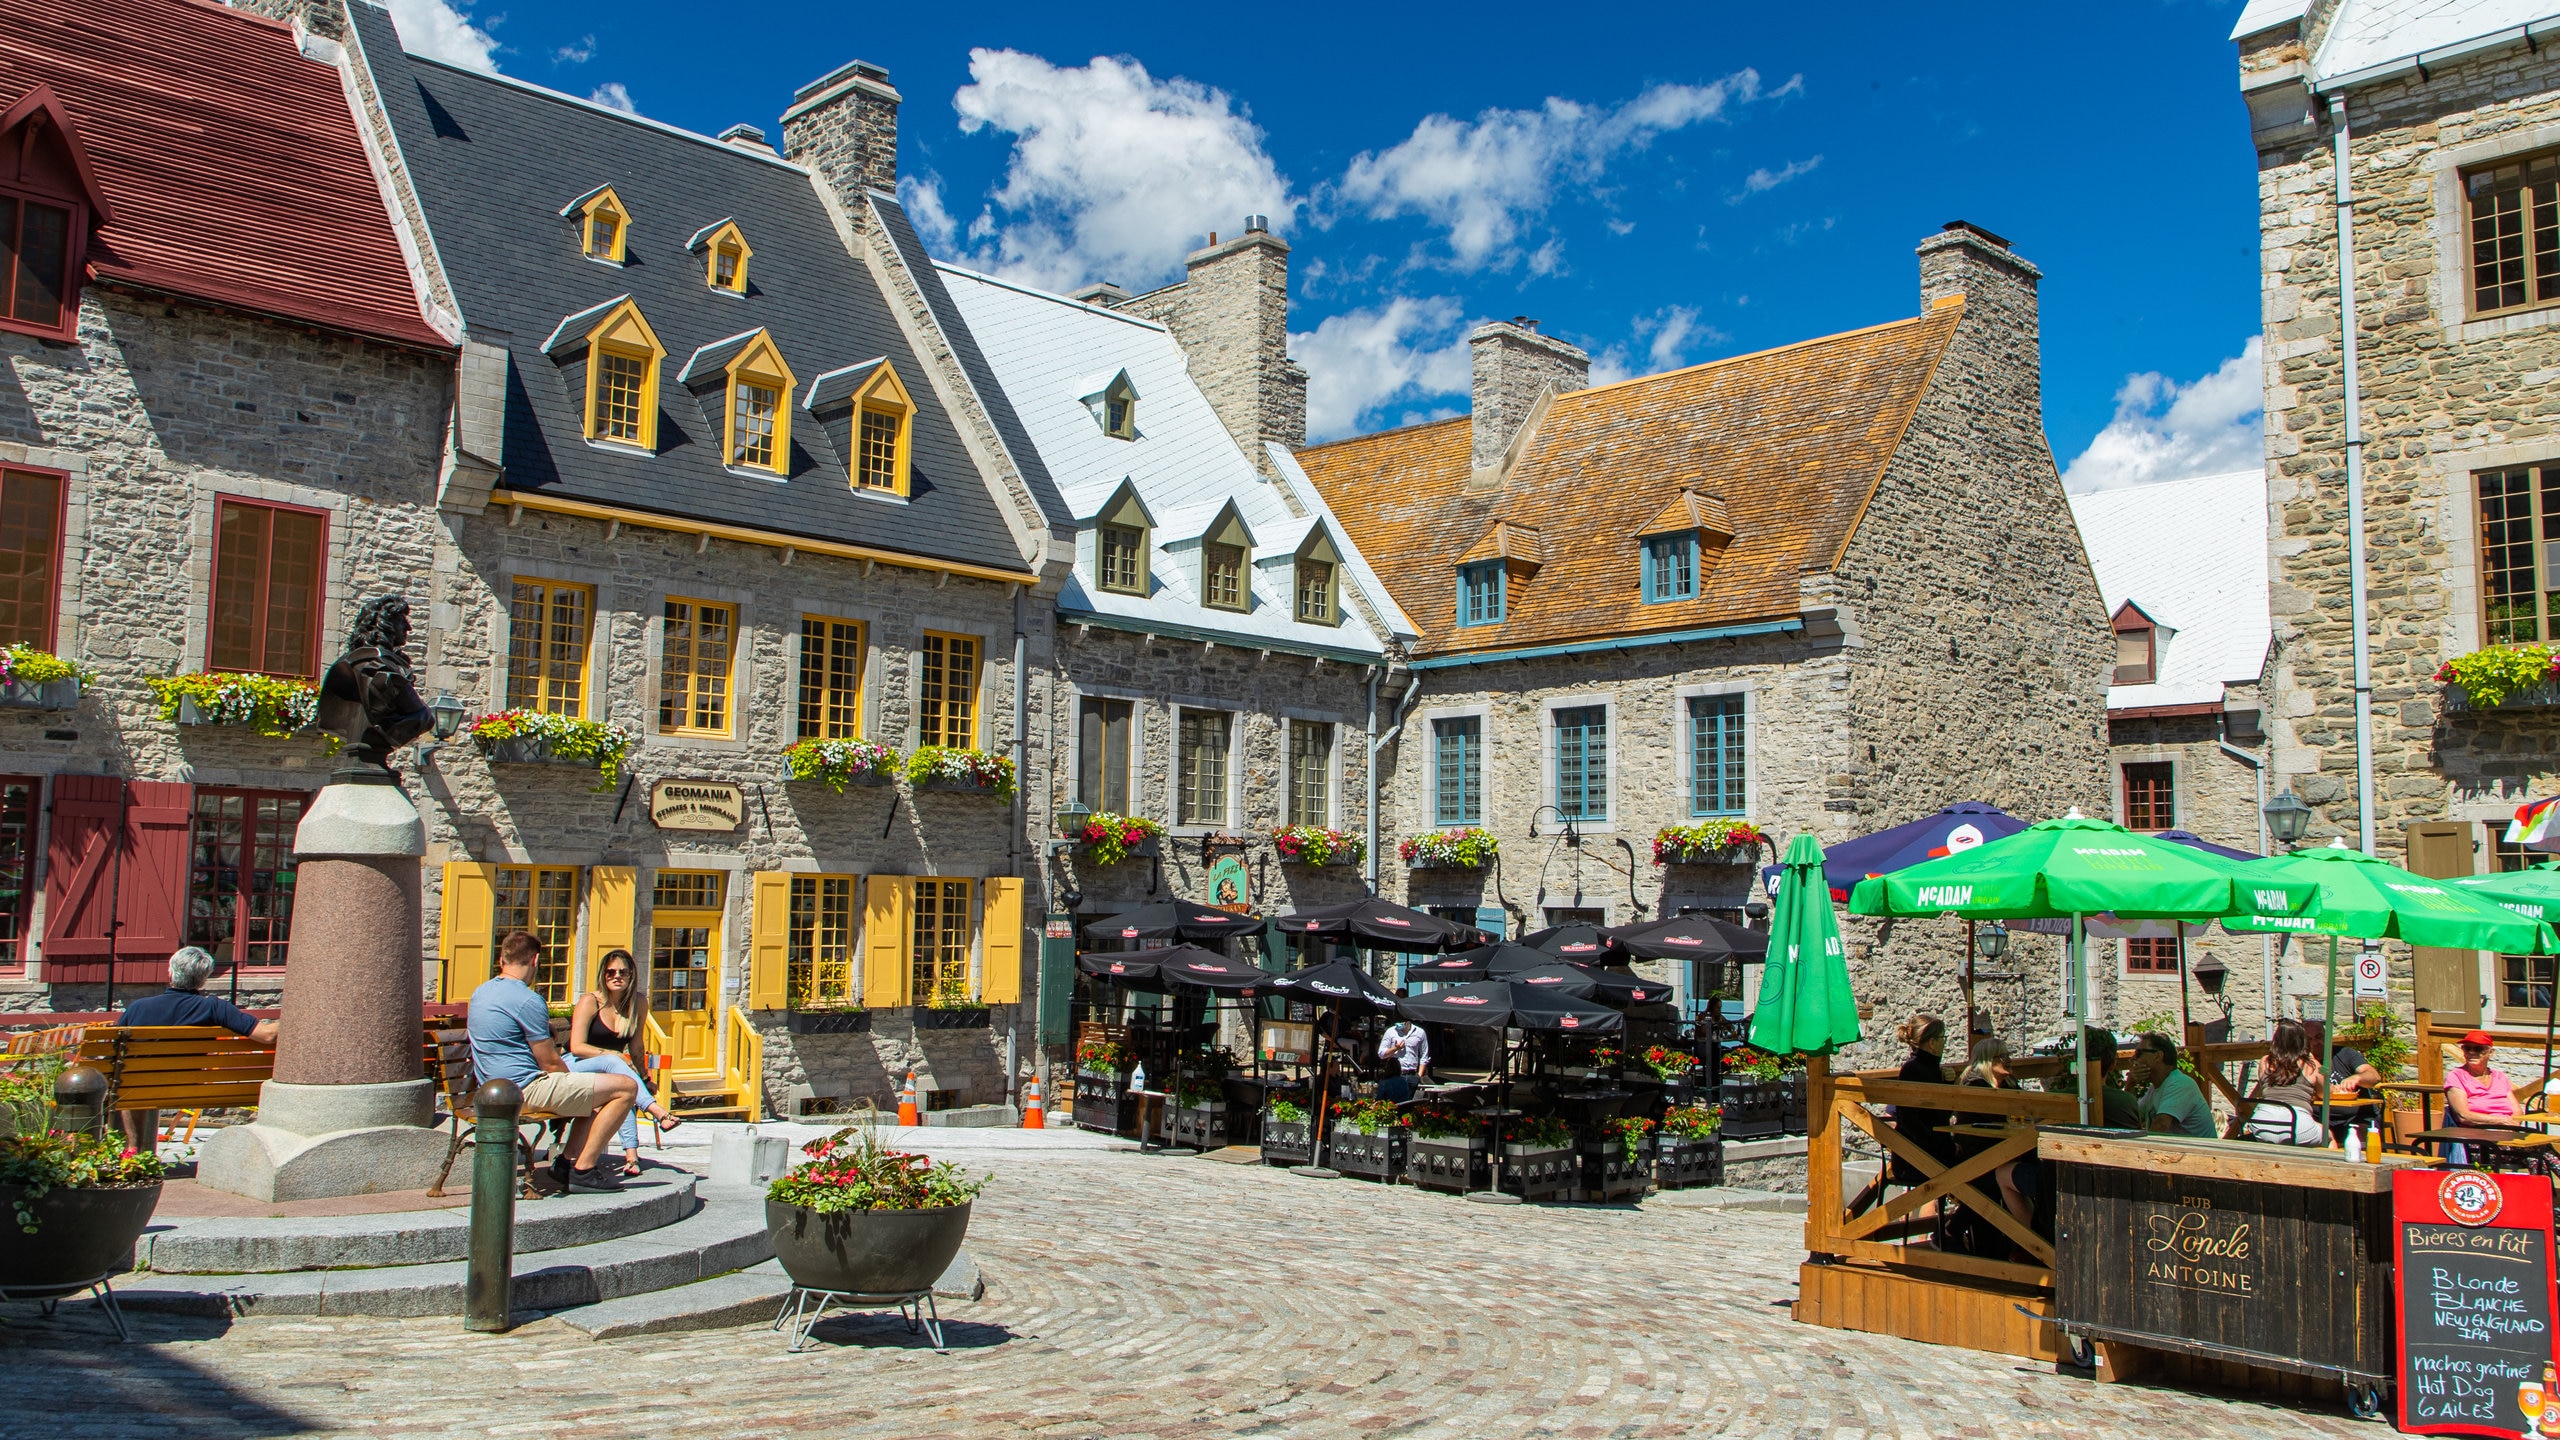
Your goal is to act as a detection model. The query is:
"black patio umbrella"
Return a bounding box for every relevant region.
[1515,921,1628,965]
[1075,945,1272,993]
[1505,962,1668,1009]
[1396,979,1627,1035]
[1603,913,1769,963]
[1275,897,1489,953]
[1080,900,1264,946]
[1264,959,1401,1013]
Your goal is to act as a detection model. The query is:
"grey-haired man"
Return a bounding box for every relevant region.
[117,946,278,1150]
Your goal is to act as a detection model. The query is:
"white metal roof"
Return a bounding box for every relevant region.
[937,263,1390,658]
[2069,470,2272,712]
[2231,0,2311,39]
[2309,0,2555,84]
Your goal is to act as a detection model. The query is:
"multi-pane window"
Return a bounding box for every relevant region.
[2114,623,2156,685]
[0,778,30,970]
[210,498,324,679]
[714,243,742,290]
[1296,560,1335,624]
[0,195,71,331]
[650,870,722,1017]
[1433,716,1482,826]
[0,469,61,649]
[911,877,972,1002]
[2469,151,2560,317]
[1459,562,1504,627]
[659,598,734,735]
[188,788,308,973]
[1099,526,1146,594]
[495,864,579,1004]
[1289,722,1333,828]
[2123,762,2175,831]
[594,349,649,443]
[1687,694,1745,816]
[732,380,780,470]
[2478,464,2560,645]
[2127,937,2180,974]
[918,632,979,748]
[1644,534,1698,602]
[1179,709,1231,827]
[506,579,593,718]
[1078,697,1132,813]
[797,617,863,740]
[787,875,854,1005]
[1202,542,1245,610]
[858,408,901,491]
[1553,705,1608,821]
[1105,394,1134,437]
[2489,829,2557,1017]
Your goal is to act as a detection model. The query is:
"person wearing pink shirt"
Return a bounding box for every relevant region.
[2444,1031,2523,1165]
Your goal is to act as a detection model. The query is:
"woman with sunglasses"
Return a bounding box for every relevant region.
[569,948,681,1176]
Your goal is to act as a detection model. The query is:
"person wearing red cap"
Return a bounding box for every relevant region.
[2445,1031,2521,1165]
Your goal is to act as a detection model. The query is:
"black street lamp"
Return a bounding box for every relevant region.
[2263,790,2314,851]
[1975,922,2011,964]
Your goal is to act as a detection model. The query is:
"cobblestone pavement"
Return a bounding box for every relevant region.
[0,1145,2365,1439]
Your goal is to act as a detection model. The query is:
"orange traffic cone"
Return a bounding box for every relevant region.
[897,1067,919,1126]
[1021,1076,1045,1129]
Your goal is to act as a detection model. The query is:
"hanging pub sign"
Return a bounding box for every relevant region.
[649,779,746,833]
[2395,1168,2560,1437]
[1206,853,1251,914]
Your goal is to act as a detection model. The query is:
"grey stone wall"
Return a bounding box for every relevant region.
[1112,228,1310,473]
[1468,321,1590,470]
[2105,710,2278,1036]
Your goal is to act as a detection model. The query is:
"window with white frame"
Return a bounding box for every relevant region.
[1432,716,1481,826]
[1178,709,1231,827]
[1687,694,1744,816]
[1553,705,1608,821]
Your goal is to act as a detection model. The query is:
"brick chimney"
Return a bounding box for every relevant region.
[1916,221,2042,413]
[781,59,900,220]
[1469,317,1589,471]
[1111,215,1308,469]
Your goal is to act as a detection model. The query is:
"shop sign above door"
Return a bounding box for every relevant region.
[650,779,746,833]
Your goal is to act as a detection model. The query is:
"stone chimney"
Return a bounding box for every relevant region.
[781,59,900,218]
[231,0,345,39]
[1916,221,2042,412]
[1469,317,1589,470]
[1111,215,1308,468]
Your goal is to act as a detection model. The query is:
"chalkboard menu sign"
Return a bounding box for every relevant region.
[2396,1170,2560,1437]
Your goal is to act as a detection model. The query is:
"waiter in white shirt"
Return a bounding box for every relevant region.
[1378,1009,1430,1103]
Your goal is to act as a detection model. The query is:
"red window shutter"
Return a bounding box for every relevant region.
[114,780,193,983]
[40,774,120,982]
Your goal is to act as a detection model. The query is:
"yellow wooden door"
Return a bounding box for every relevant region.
[649,871,726,1076]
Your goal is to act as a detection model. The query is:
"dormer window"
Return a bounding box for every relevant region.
[676,330,796,474]
[690,219,752,294]
[806,360,917,496]
[1642,533,1698,602]
[1104,375,1137,439]
[564,185,632,264]
[1100,526,1146,593]
[2113,608,2157,686]
[0,86,108,341]
[542,296,666,450]
[1636,491,1731,606]
[1296,559,1337,624]
[1458,562,1505,626]
[1196,502,1253,613]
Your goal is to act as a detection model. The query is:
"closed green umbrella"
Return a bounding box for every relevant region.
[1751,834,1862,1057]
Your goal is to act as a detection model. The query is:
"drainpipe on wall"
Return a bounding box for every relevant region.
[1010,587,1029,1107]
[1366,670,1421,897]
[2220,736,2277,1038]
[2328,90,2379,856]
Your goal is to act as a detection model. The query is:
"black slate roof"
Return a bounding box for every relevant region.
[348,5,1034,574]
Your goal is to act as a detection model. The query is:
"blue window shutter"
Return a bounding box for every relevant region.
[1475,906,1506,940]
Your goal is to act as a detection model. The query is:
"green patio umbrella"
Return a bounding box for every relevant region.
[1751,833,1862,1057]
[2451,862,2560,925]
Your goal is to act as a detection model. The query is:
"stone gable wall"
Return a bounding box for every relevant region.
[2105,709,2277,1035]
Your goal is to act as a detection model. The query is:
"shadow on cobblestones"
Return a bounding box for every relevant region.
[0,1304,314,1436]
[802,1312,1016,1351]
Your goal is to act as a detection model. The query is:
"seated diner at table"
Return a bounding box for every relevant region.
[2226,1018,2324,1145]
[2053,1025,2142,1129]
[2446,1030,2521,1127]
[1955,1038,2036,1231]
[2131,1032,2215,1138]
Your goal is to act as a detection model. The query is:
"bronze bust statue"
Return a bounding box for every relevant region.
[316,596,434,775]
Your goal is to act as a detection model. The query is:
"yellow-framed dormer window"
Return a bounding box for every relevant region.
[722,332,795,475]
[568,186,630,263]
[659,596,735,737]
[691,219,752,294]
[851,364,915,496]
[579,299,665,450]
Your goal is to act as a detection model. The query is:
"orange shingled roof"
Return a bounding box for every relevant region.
[1298,302,1963,656]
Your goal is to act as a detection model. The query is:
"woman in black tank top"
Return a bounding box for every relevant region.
[568,948,680,1175]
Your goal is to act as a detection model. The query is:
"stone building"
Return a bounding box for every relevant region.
[335,4,1074,1116]
[2070,470,2279,1033]
[1295,225,2114,1062]
[2234,0,2560,1044]
[0,0,453,1015]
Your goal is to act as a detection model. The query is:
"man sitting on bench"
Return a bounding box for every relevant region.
[117,945,278,1151]
[469,930,638,1193]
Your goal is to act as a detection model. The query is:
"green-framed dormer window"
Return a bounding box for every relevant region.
[1643,533,1698,602]
[1458,562,1505,627]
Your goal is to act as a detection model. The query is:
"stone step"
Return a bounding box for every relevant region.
[115,1181,772,1319]
[141,1174,700,1275]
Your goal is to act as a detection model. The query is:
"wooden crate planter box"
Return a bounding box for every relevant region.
[916,1006,991,1030]
[480,735,602,770]
[1654,1136,1724,1189]
[1261,1116,1313,1166]
[1169,1102,1227,1151]
[1781,1075,1808,1134]
[0,678,76,712]
[1406,1135,1490,1193]
[785,1009,871,1035]
[1329,1128,1406,1181]
[1073,1076,1129,1134]
[1500,1143,1580,1202]
[1719,1078,1786,1140]
[1580,1138,1654,1202]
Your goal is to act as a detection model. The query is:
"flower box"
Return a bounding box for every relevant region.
[916,1006,991,1030]
[1072,1078,1129,1135]
[782,738,901,792]
[1260,1116,1314,1166]
[1654,1135,1724,1190]
[1170,1103,1228,1151]
[1656,845,1758,866]
[1399,827,1497,871]
[1580,1137,1655,1202]
[1088,836,1160,861]
[2444,682,2560,712]
[919,777,1003,795]
[905,746,1016,797]
[1406,1134,1490,1193]
[469,711,633,789]
[1273,825,1366,868]
[785,1008,870,1035]
[1328,1128,1406,1181]
[1780,1074,1808,1135]
[1498,1143,1580,1202]
[0,678,76,712]
[483,735,591,768]
[1718,1078,1786,1140]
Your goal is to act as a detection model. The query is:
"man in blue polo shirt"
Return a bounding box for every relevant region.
[118,946,278,1149]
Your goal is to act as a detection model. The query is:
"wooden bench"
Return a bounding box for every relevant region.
[75,1022,460,1144]
[426,1028,566,1198]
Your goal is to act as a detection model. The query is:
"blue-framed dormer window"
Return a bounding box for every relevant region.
[1643,533,1698,602]
[1458,562,1505,627]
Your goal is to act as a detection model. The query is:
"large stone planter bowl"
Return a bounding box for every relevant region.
[0,1181,161,1298]
[765,1199,971,1297]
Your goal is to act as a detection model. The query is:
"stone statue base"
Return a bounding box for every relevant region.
[197,1079,453,1201]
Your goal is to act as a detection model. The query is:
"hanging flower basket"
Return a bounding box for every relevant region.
[1273,825,1365,867]
[2438,645,2560,710]
[0,646,89,712]
[905,747,1015,798]
[1400,827,1497,871]
[1077,812,1162,864]
[149,672,320,739]
[1652,820,1769,866]
[470,710,634,790]
[783,738,900,792]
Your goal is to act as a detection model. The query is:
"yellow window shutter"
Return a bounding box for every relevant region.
[588,866,636,979]
[863,875,911,1008]
[980,876,1024,1005]
[441,861,499,998]
[749,870,791,1010]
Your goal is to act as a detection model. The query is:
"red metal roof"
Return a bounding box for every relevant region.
[0,0,446,349]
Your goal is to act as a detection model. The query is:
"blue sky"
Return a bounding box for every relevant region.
[386,0,2265,490]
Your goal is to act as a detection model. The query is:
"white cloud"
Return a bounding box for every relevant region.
[2062,338,2265,493]
[554,35,595,65]
[588,82,637,115]
[1731,154,1820,202]
[1589,305,1722,386]
[1330,72,1779,272]
[943,50,1296,292]
[1290,297,1473,441]
[384,0,501,73]
[900,175,963,251]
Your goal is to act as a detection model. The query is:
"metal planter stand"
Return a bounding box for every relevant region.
[1328,1128,1406,1181]
[1499,1143,1579,1202]
[1260,1116,1315,1166]
[1580,1137,1655,1202]
[1653,1135,1725,1190]
[772,1285,944,1352]
[1407,1135,1491,1193]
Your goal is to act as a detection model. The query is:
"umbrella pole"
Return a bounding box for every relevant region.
[2542,958,2558,1094]
[2073,914,2091,1128]
[1963,919,1977,1049]
[2177,922,2193,1043]
[2322,937,2337,1140]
